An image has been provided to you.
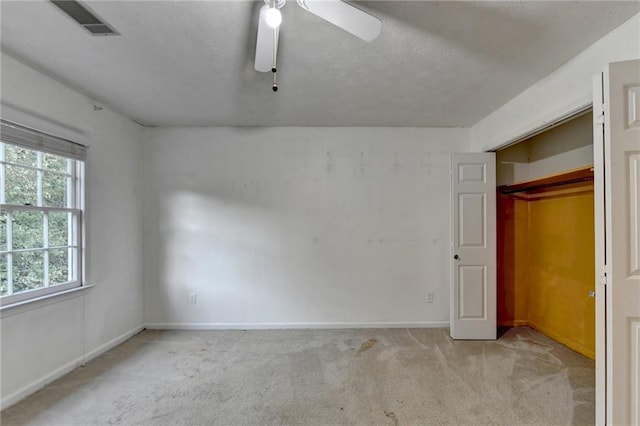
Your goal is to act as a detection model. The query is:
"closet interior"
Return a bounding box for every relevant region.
[496,112,595,359]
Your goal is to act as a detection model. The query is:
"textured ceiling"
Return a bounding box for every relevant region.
[1,1,639,127]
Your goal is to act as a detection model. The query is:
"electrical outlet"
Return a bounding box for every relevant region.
[426,292,434,303]
[189,293,197,304]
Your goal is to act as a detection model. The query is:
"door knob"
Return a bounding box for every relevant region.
[454,254,459,260]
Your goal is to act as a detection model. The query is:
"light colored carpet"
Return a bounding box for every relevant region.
[1,327,594,425]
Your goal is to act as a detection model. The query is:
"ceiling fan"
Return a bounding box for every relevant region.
[254,0,382,91]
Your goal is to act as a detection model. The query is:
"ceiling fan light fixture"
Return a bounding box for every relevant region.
[264,7,282,28]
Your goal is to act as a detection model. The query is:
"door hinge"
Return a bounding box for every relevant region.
[600,273,607,286]
[595,114,605,125]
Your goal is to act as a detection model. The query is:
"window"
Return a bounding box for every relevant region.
[0,120,86,307]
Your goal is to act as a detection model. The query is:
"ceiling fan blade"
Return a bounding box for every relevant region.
[298,0,381,42]
[255,5,279,73]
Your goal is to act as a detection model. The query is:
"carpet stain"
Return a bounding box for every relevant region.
[384,411,399,425]
[358,339,378,354]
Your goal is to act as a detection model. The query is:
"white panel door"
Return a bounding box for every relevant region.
[451,153,496,340]
[601,59,640,426]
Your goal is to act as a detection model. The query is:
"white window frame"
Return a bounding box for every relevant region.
[0,120,86,307]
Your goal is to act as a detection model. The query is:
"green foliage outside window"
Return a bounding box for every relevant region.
[0,145,75,296]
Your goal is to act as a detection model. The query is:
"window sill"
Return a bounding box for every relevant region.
[0,284,95,318]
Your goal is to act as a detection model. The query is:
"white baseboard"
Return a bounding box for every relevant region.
[83,325,145,362]
[144,321,449,330]
[1,324,144,410]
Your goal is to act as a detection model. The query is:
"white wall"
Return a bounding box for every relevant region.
[496,112,593,186]
[528,112,593,179]
[142,127,470,328]
[472,13,640,151]
[0,53,144,408]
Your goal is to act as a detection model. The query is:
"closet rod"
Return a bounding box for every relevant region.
[500,176,593,195]
[499,166,594,195]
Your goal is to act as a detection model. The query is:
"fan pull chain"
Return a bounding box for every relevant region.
[272,68,277,92]
[272,25,278,92]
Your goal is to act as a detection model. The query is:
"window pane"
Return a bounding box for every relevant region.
[42,172,67,208]
[13,211,43,250]
[49,211,70,247]
[5,145,37,167]
[43,153,68,173]
[13,251,44,293]
[0,254,7,296]
[0,211,6,251]
[49,248,70,285]
[5,165,37,206]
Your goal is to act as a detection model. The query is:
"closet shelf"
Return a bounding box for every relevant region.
[499,166,594,195]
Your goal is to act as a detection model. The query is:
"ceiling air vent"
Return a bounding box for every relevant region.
[50,0,120,36]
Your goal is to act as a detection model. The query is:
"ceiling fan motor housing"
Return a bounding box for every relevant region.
[264,0,286,9]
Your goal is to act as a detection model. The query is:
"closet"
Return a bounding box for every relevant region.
[496,112,595,359]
